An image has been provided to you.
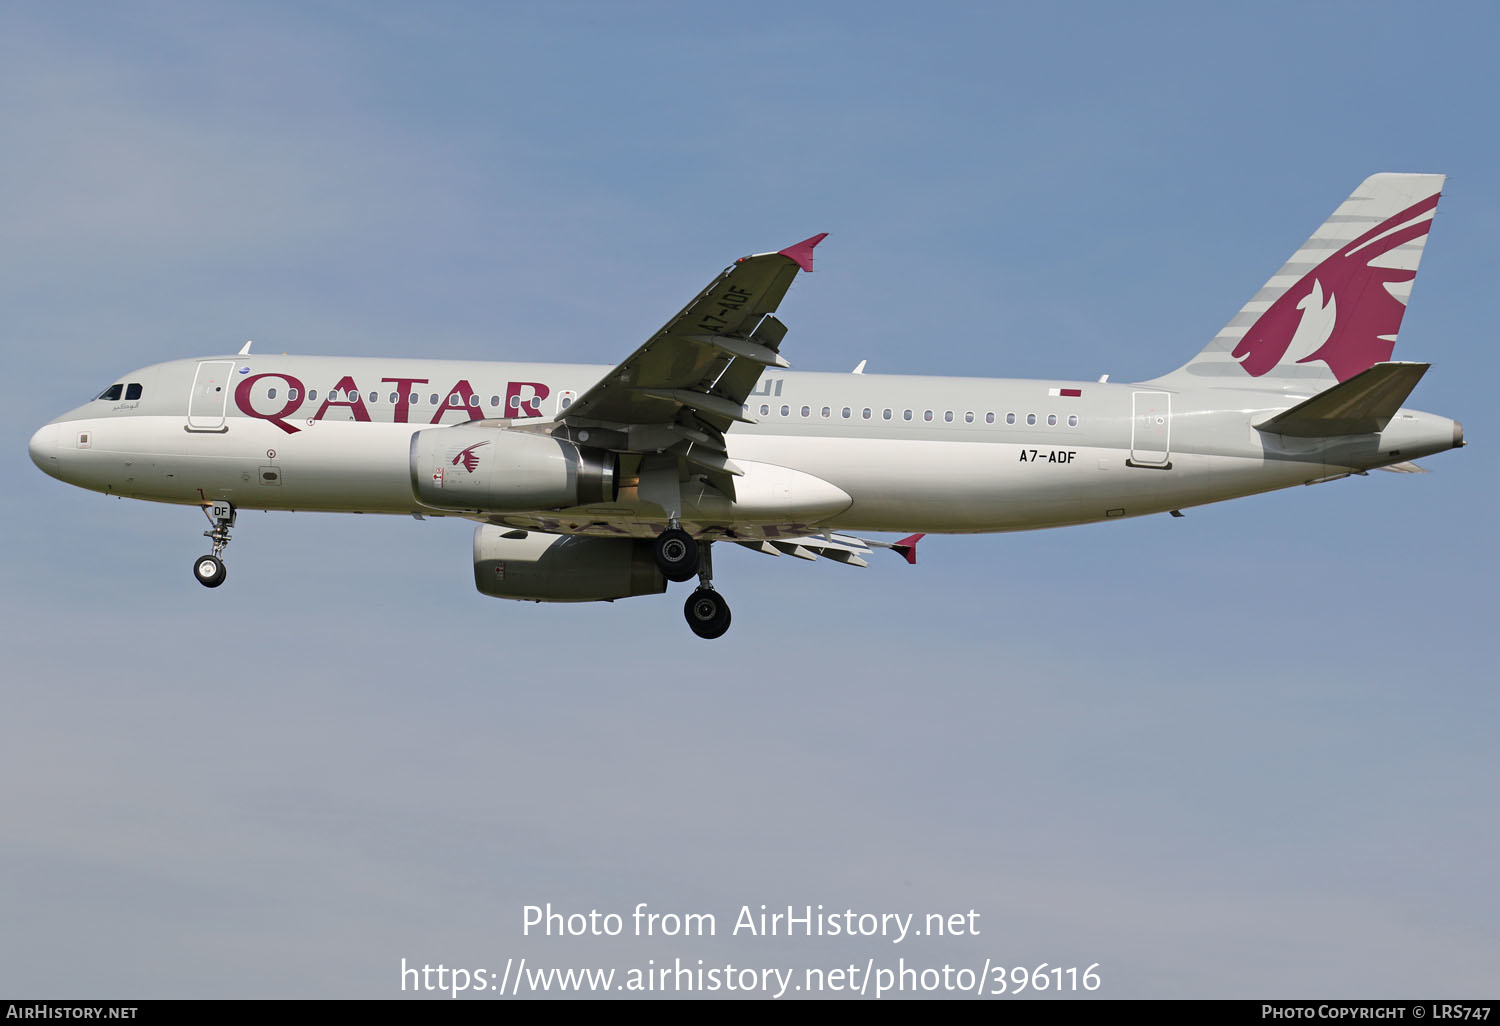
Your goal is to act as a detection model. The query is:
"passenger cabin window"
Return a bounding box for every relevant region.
[1026,413,1037,425]
[561,397,573,409]
[450,395,463,407]
[97,384,123,401]
[863,408,872,420]
[468,395,480,407]
[986,412,995,424]
[1006,413,1016,425]
[903,410,912,421]
[428,393,439,405]
[821,406,831,419]
[389,392,399,404]
[1068,414,1079,427]
[125,383,143,401]
[1047,414,1057,426]
[923,410,933,422]
[308,389,318,402]
[964,411,974,423]
[801,405,810,418]
[369,391,379,404]
[781,405,789,416]
[268,387,278,400]
[288,388,299,401]
[883,409,892,420]
[760,404,769,416]
[408,393,418,405]
[842,407,851,419]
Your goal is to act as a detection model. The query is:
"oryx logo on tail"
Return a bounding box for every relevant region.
[452,440,489,473]
[1232,193,1439,382]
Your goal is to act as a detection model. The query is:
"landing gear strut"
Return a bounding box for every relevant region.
[193,501,235,589]
[682,542,731,639]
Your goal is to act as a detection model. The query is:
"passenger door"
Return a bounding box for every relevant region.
[187,361,236,431]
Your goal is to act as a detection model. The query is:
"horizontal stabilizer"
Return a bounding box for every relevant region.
[1256,362,1429,438]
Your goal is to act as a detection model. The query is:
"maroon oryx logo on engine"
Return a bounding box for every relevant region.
[452,440,490,473]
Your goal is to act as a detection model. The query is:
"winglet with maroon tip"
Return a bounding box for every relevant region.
[891,533,925,565]
[778,233,829,272]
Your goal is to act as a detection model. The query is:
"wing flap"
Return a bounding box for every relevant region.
[677,444,744,477]
[637,388,755,424]
[684,333,791,369]
[731,531,917,570]
[772,541,820,561]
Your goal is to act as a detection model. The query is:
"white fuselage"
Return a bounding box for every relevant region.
[29,353,1462,541]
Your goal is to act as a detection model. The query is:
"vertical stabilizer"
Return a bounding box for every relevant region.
[1154,173,1444,392]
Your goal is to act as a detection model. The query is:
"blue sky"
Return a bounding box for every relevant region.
[3,0,1497,998]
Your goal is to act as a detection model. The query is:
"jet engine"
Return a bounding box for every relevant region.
[410,426,617,512]
[473,527,666,602]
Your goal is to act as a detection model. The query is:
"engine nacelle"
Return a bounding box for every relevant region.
[473,527,666,602]
[410,426,617,512]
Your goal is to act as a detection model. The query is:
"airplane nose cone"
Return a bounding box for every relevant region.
[1454,420,1465,448]
[29,423,60,477]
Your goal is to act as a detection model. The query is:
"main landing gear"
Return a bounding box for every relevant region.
[684,585,730,640]
[651,528,730,640]
[651,526,700,582]
[193,501,235,589]
[651,522,730,638]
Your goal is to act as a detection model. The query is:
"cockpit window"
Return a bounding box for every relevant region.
[124,383,143,401]
[97,384,123,401]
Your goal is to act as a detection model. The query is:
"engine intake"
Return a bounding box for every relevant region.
[473,527,665,602]
[410,426,617,512]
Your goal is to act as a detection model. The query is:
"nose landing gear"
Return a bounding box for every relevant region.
[193,554,226,587]
[193,501,235,588]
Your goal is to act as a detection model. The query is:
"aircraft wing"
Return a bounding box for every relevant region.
[559,234,826,496]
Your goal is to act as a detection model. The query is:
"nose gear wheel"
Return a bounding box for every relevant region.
[193,502,236,589]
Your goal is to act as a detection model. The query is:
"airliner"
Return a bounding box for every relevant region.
[28,173,1463,638]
